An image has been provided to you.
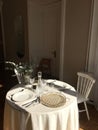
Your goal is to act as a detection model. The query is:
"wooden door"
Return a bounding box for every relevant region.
[42,2,61,78]
[28,1,61,78]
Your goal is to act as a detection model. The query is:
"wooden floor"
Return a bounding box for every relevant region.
[79,104,98,130]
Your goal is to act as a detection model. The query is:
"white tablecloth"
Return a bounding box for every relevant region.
[4,80,79,130]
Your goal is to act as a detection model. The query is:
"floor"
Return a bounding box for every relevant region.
[0,69,18,130]
[79,104,98,130]
[0,88,6,130]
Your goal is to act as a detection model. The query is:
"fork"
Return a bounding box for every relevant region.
[22,96,40,108]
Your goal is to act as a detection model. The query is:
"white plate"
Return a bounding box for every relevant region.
[46,80,64,87]
[53,81,64,87]
[46,79,56,83]
[12,89,34,102]
[53,81,72,89]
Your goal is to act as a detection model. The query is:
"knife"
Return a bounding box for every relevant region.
[22,97,40,107]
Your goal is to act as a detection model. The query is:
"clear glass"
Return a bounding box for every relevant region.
[38,71,42,79]
[38,71,42,87]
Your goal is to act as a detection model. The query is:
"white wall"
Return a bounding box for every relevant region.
[60,0,92,86]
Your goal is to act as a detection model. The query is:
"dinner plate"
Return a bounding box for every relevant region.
[46,79,55,84]
[53,81,64,87]
[12,89,34,102]
[46,80,65,88]
[53,81,72,89]
[40,92,66,108]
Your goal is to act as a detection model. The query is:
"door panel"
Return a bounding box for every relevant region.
[43,3,61,78]
[28,1,61,78]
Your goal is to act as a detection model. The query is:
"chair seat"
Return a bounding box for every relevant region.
[77,93,88,104]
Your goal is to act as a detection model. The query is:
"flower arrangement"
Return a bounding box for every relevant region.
[5,61,33,75]
[5,61,34,84]
[16,63,33,76]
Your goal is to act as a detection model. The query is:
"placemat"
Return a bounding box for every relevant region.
[40,92,66,108]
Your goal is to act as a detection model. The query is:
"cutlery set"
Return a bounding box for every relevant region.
[9,88,40,108]
[22,96,40,108]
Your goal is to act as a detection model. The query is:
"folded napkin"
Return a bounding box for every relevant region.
[59,88,77,97]
[46,79,77,97]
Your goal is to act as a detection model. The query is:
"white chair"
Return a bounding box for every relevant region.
[14,68,22,84]
[77,72,96,120]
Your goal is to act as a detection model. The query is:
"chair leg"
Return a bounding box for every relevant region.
[84,101,90,120]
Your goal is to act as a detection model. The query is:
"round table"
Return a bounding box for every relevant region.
[4,80,79,130]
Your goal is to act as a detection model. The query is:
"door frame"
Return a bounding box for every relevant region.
[0,1,6,60]
[88,0,98,73]
[59,0,66,80]
[88,0,98,110]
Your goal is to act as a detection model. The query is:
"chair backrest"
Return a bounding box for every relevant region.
[77,72,96,98]
[14,69,22,84]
